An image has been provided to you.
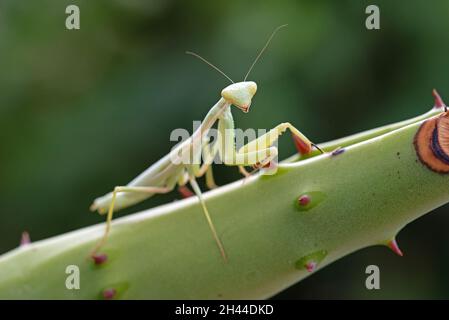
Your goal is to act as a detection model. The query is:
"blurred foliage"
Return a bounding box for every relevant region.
[1,0,449,299]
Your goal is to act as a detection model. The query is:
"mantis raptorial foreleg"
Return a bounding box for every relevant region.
[215,108,277,167]
[235,122,316,173]
[238,122,312,155]
[215,109,312,174]
[90,185,173,256]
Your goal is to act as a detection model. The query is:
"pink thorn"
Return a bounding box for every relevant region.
[432,89,446,109]
[298,195,311,206]
[305,261,317,272]
[103,288,116,300]
[92,253,108,265]
[178,186,194,198]
[387,239,403,257]
[20,231,31,246]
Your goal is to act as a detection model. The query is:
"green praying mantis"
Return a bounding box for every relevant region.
[89,25,322,262]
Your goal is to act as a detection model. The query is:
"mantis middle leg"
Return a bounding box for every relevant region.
[181,142,227,261]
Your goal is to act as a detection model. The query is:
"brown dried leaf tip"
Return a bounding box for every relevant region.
[414,111,449,174]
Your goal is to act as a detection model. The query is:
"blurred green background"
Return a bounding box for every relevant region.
[1,0,449,299]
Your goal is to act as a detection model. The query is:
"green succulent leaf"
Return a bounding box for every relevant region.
[0,108,446,299]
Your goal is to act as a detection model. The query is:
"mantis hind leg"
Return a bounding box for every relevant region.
[188,176,227,262]
[177,166,226,262]
[90,185,173,258]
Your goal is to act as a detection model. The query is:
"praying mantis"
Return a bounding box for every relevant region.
[89,25,322,262]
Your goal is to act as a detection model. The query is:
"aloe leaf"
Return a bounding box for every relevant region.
[0,107,446,299]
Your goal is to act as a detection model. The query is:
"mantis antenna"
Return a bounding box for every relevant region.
[244,24,288,81]
[186,51,234,84]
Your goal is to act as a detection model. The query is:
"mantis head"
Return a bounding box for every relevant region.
[187,25,286,113]
[221,81,257,113]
